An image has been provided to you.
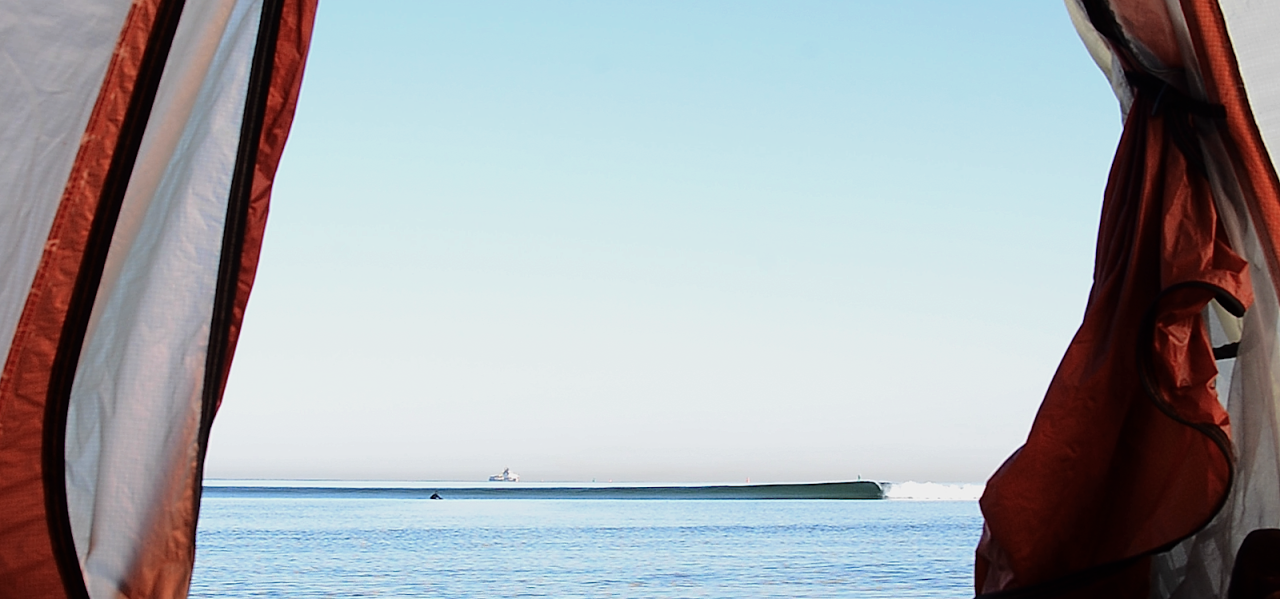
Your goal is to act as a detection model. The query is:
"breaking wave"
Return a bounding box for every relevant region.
[882,481,984,501]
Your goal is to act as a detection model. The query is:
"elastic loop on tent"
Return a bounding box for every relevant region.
[1121,71,1224,177]
[1123,71,1226,120]
[1213,342,1240,360]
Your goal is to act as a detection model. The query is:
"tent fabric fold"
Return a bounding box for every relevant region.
[977,1,1280,597]
[0,1,315,597]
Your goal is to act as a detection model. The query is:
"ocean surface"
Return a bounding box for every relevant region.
[190,482,983,598]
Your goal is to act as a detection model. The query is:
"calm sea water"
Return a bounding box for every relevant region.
[190,490,981,598]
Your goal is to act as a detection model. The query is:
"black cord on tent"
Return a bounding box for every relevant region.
[40,2,189,598]
[191,0,288,547]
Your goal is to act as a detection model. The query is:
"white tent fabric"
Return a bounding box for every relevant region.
[1220,1,1280,164]
[0,1,133,383]
[1065,0,1134,117]
[64,1,263,596]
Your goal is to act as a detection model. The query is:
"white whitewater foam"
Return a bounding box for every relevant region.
[882,481,985,501]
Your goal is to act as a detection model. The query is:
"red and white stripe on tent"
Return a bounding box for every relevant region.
[978,1,1280,597]
[0,1,315,597]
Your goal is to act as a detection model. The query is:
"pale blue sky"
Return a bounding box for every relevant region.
[204,1,1122,483]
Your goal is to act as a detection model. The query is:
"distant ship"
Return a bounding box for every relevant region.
[488,468,519,482]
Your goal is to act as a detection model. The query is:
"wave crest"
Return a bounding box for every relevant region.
[882,481,984,501]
